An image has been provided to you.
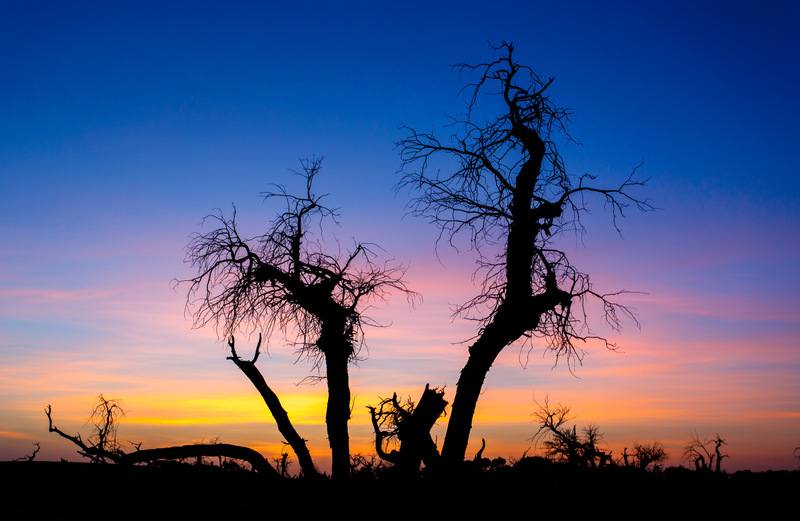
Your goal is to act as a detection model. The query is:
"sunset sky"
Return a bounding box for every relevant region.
[1,1,798,473]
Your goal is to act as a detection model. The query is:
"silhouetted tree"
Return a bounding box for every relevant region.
[631,441,668,471]
[395,41,652,467]
[273,448,292,478]
[46,396,279,476]
[180,157,415,478]
[45,395,126,463]
[367,384,447,474]
[531,397,611,468]
[683,431,728,472]
[88,394,125,459]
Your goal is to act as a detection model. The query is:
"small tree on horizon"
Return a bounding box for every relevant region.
[530,397,612,468]
[45,395,126,464]
[683,431,728,473]
[631,441,668,471]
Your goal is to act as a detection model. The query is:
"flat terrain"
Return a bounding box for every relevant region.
[1,461,796,520]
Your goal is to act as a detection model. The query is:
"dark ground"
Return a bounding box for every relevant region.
[1,460,796,520]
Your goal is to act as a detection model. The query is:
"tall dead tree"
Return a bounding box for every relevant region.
[181,157,415,478]
[397,41,652,467]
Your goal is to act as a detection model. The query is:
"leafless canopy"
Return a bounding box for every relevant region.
[397,41,653,365]
[180,157,416,365]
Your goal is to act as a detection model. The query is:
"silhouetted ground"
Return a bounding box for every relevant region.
[1,460,796,520]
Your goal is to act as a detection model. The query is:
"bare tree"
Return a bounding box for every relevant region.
[531,397,611,468]
[88,394,125,459]
[46,396,279,476]
[367,384,447,473]
[396,41,652,466]
[683,431,728,472]
[45,395,125,463]
[179,157,416,478]
[631,441,668,471]
[13,442,41,462]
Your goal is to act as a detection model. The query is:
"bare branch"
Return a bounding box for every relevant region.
[226,334,318,478]
[632,441,668,471]
[398,42,652,465]
[176,157,419,478]
[45,400,124,464]
[398,41,650,369]
[178,157,419,365]
[13,442,41,462]
[530,396,611,468]
[683,431,728,472]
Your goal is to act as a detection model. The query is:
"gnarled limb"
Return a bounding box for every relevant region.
[47,401,279,477]
[45,403,123,464]
[13,442,41,462]
[227,335,318,478]
[120,443,278,477]
[368,384,447,473]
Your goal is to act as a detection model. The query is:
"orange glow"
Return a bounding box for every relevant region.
[0,431,30,440]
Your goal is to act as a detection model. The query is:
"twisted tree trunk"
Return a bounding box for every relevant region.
[442,130,568,466]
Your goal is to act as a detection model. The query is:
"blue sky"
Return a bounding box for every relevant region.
[1,0,798,472]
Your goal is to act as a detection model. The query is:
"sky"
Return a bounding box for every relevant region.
[1,0,798,473]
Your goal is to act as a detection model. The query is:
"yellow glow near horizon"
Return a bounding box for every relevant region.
[122,392,330,426]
